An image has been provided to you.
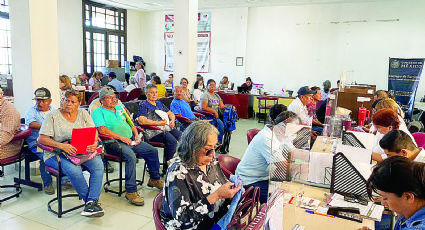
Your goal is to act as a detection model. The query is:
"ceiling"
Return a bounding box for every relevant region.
[92,0,389,12]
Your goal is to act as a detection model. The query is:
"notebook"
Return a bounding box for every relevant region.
[71,127,97,154]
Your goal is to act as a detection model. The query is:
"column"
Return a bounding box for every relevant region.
[10,0,60,115]
[173,0,198,88]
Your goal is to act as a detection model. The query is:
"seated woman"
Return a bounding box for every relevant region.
[218,76,233,90]
[241,77,253,91]
[160,121,241,229]
[137,84,182,161]
[199,79,225,143]
[236,111,298,203]
[125,76,138,93]
[89,71,103,91]
[38,89,104,217]
[152,76,167,99]
[359,156,425,230]
[372,108,416,162]
[192,78,205,103]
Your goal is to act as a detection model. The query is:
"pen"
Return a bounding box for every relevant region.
[305,210,335,218]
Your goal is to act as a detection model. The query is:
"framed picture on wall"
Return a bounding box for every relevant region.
[236,57,244,66]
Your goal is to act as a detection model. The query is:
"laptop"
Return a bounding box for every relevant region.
[237,86,249,94]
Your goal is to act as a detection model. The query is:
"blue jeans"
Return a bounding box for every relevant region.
[45,154,104,203]
[244,180,269,204]
[30,146,69,187]
[112,141,160,193]
[150,129,182,161]
[213,119,224,144]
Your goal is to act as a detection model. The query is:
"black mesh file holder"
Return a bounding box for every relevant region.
[330,152,368,200]
[292,127,311,149]
[342,131,366,149]
[270,144,291,182]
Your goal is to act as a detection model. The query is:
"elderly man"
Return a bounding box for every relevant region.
[0,88,22,177]
[92,87,163,206]
[134,61,146,88]
[25,87,71,194]
[288,86,316,125]
[164,74,173,87]
[71,73,89,88]
[107,72,125,92]
[170,86,198,130]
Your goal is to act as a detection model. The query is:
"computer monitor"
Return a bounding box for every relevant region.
[238,86,249,94]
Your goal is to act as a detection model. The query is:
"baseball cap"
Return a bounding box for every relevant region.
[297,86,316,96]
[99,86,115,100]
[34,87,51,100]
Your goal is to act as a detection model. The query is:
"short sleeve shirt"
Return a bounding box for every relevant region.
[24,105,56,149]
[170,99,195,120]
[200,92,222,112]
[92,105,133,139]
[137,100,169,139]
[39,108,95,161]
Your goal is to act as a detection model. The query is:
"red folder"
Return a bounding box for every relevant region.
[71,127,96,154]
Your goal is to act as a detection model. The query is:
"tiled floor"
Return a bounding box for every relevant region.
[0,118,264,230]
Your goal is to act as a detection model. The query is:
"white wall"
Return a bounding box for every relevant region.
[57,0,83,78]
[245,0,425,95]
[140,0,425,99]
[127,10,143,62]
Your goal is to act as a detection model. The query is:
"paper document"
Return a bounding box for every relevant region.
[347,131,374,150]
[336,144,371,164]
[307,151,333,184]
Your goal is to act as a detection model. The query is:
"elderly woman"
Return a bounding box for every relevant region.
[372,109,416,163]
[125,76,138,93]
[137,84,182,161]
[89,71,103,91]
[200,79,226,143]
[161,121,241,229]
[38,90,104,217]
[359,156,425,230]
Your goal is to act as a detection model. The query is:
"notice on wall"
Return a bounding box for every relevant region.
[164,12,211,32]
[164,31,211,73]
[388,58,424,119]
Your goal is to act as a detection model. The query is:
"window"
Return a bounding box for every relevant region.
[0,0,11,75]
[83,0,126,74]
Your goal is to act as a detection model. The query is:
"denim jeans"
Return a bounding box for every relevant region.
[150,129,182,161]
[244,180,269,204]
[30,146,69,187]
[45,154,104,203]
[213,119,224,144]
[109,141,160,193]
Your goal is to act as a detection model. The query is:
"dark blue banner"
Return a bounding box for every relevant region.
[388,58,424,120]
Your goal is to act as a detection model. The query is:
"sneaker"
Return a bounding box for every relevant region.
[125,192,144,206]
[61,181,73,190]
[81,200,104,217]
[147,178,164,190]
[44,184,55,195]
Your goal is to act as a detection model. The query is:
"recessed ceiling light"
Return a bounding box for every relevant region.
[245,0,259,2]
[144,2,161,7]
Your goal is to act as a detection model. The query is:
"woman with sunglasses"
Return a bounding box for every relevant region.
[161,121,241,230]
[236,111,298,203]
[358,156,425,230]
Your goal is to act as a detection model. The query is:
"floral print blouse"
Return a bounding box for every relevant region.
[160,157,230,230]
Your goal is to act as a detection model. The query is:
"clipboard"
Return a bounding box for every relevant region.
[71,127,96,154]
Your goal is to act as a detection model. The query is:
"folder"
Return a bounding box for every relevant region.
[71,127,96,154]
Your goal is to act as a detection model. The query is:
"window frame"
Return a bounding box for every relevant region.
[82,0,127,74]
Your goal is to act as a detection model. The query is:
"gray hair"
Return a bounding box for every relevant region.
[178,121,219,166]
[173,85,182,93]
[145,84,157,92]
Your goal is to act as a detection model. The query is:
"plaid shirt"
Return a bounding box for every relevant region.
[0,99,22,159]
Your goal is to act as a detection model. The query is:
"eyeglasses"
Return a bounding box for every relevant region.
[205,146,220,156]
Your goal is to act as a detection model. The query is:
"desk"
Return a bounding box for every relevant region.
[253,96,295,114]
[278,181,374,229]
[311,136,334,154]
[217,92,253,119]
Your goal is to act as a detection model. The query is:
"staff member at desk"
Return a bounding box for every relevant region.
[359,156,425,230]
[371,109,416,162]
[240,77,253,91]
[380,129,425,162]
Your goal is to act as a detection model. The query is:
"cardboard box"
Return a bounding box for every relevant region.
[106,60,119,68]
